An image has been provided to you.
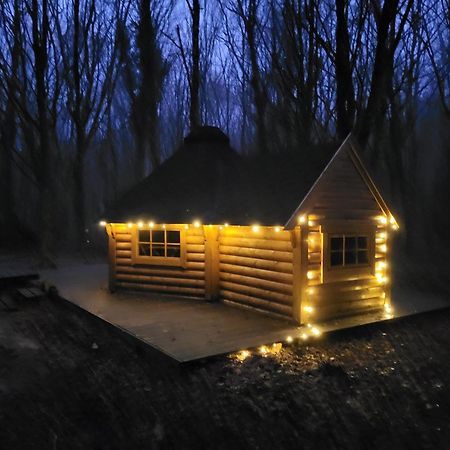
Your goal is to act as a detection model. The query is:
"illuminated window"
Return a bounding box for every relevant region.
[330,235,368,267]
[138,229,181,258]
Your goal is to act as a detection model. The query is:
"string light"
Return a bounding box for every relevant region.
[303,305,314,314]
[127,222,133,228]
[148,221,155,228]
[99,221,106,227]
[311,327,321,337]
[286,336,293,343]
[308,220,314,227]
[184,224,189,230]
[298,215,306,224]
[137,221,143,228]
[252,224,260,233]
[224,223,229,227]
[193,220,201,228]
[307,271,314,280]
[162,224,166,229]
[301,333,308,340]
[274,226,281,232]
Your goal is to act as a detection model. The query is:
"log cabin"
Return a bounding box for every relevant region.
[102,126,398,325]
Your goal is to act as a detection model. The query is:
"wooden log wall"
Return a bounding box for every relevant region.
[111,224,206,297]
[218,226,294,318]
[302,217,388,323]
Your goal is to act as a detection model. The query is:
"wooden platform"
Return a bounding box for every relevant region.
[40,264,449,363]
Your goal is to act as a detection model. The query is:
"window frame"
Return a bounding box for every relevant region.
[321,221,375,283]
[131,225,187,267]
[329,234,369,268]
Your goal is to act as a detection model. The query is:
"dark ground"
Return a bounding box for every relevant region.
[1,290,450,450]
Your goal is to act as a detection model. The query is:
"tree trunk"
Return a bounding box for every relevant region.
[190,0,201,130]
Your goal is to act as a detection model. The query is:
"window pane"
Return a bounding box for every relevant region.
[151,230,165,243]
[358,250,368,264]
[139,243,150,256]
[167,245,180,257]
[358,236,367,249]
[151,244,165,257]
[345,237,356,250]
[139,230,150,243]
[167,231,180,244]
[331,251,343,266]
[331,237,343,251]
[345,250,356,265]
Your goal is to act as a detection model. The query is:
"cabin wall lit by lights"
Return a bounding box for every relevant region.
[107,223,207,298]
[103,130,397,325]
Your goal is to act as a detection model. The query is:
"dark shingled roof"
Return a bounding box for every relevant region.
[105,126,337,225]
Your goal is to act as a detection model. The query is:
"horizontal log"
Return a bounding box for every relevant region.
[116,257,132,266]
[115,258,205,272]
[220,271,292,296]
[219,227,291,241]
[315,277,380,295]
[220,290,292,317]
[220,280,292,306]
[219,245,293,263]
[186,253,205,262]
[186,244,205,254]
[219,262,293,285]
[115,233,131,243]
[308,253,321,264]
[116,250,131,258]
[310,208,381,218]
[314,298,384,322]
[116,242,131,250]
[186,235,205,245]
[219,254,292,274]
[116,273,205,287]
[116,282,204,297]
[186,228,205,237]
[219,236,292,252]
[309,286,384,305]
[116,265,204,279]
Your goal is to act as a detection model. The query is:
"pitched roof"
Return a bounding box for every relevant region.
[105,127,389,226]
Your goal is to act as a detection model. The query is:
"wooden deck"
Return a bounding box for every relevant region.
[39,264,449,363]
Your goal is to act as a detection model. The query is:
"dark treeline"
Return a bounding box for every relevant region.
[0,0,449,265]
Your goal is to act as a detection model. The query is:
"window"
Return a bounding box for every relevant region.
[330,235,368,267]
[131,226,186,266]
[138,229,181,258]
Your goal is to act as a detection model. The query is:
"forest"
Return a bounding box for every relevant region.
[0,0,449,269]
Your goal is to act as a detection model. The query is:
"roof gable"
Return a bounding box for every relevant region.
[284,134,393,228]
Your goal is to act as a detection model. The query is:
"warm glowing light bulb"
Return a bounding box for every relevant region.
[378,216,388,225]
[384,304,392,313]
[308,220,314,227]
[301,333,308,340]
[149,221,155,228]
[307,271,314,280]
[259,345,268,355]
[298,215,306,224]
[286,336,293,343]
[127,222,133,228]
[138,221,143,228]
[311,327,321,337]
[224,223,229,227]
[99,221,106,227]
[274,226,281,232]
[379,244,387,253]
[193,220,201,228]
[252,224,260,232]
[184,224,189,230]
[162,224,166,229]
[303,305,314,314]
